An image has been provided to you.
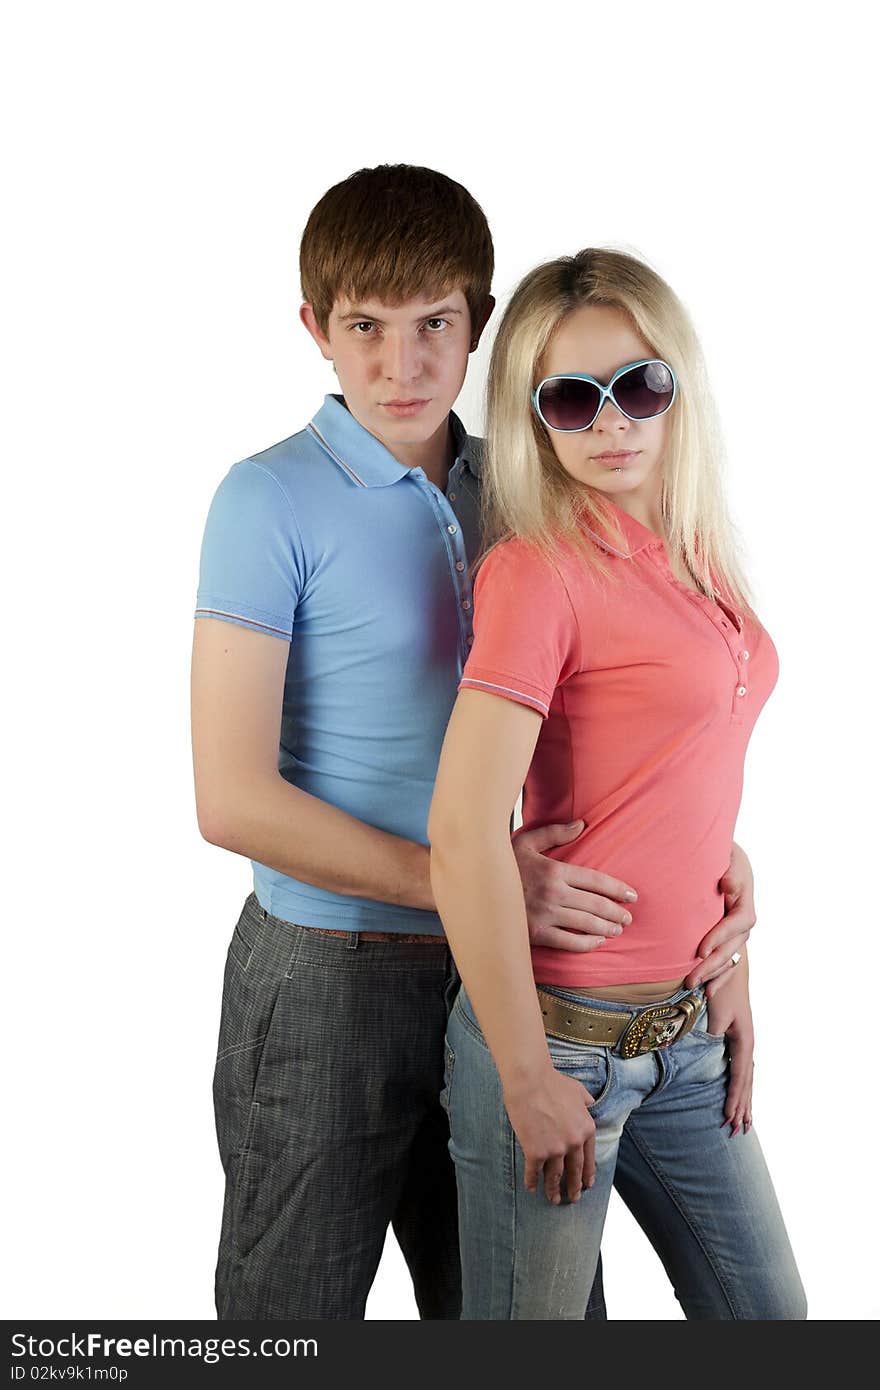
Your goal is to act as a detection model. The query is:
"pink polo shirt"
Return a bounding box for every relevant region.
[458,501,778,986]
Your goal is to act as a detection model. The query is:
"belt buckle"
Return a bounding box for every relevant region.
[619,993,702,1058]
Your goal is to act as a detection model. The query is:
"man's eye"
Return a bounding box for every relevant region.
[352,321,376,334]
[424,318,449,331]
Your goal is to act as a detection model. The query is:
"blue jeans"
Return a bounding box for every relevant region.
[443,982,807,1320]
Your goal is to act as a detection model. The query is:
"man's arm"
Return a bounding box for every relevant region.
[191,616,638,926]
[191,617,434,909]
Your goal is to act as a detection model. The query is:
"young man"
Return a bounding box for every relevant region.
[191,165,757,1320]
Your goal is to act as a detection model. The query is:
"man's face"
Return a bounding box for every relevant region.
[301,289,480,452]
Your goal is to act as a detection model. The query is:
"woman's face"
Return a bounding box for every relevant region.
[538,303,670,517]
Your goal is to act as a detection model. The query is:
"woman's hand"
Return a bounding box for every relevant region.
[687,841,756,987]
[513,821,638,951]
[503,1066,598,1204]
[705,958,754,1138]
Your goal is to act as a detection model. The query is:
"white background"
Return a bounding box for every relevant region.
[4,0,878,1320]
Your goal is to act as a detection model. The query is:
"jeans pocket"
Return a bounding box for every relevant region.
[546,1036,613,1108]
[689,1003,727,1045]
[227,924,254,973]
[440,1039,456,1114]
[226,896,264,974]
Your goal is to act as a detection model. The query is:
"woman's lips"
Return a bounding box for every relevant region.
[380,399,430,417]
[593,450,639,469]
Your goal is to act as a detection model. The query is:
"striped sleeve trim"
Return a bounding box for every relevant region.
[458,677,550,716]
[194,606,292,639]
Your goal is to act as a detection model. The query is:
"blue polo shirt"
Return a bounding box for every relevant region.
[195,393,482,932]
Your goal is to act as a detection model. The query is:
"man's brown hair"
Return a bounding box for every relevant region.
[300,164,494,333]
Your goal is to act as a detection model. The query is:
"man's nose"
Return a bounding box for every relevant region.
[381,334,422,384]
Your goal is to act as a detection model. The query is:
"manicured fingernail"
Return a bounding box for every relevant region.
[622,913,632,926]
[625,890,638,901]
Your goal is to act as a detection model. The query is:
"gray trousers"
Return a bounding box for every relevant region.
[213,892,606,1320]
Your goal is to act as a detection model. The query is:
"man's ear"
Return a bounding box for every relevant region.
[469,295,496,352]
[300,303,334,362]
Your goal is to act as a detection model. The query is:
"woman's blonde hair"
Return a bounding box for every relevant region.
[482,248,752,610]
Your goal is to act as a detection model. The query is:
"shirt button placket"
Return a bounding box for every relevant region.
[444,510,473,651]
[422,478,473,656]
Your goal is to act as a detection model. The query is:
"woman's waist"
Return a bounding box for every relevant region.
[529,927,705,993]
[544,977,687,1005]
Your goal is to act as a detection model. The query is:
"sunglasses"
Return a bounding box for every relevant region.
[533,358,678,433]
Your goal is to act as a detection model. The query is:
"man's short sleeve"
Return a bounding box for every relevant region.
[458,539,581,717]
[194,459,306,640]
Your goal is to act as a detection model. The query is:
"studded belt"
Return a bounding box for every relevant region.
[536,988,704,1058]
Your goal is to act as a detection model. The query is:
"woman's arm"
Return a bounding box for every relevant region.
[429,688,598,1204]
[687,841,757,986]
[705,945,754,1136]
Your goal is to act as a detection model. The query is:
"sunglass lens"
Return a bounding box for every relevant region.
[614,361,675,419]
[537,377,601,431]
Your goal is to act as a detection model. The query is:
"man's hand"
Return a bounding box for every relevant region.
[513,821,638,952]
[686,841,756,987]
[503,1065,598,1203]
[703,957,754,1138]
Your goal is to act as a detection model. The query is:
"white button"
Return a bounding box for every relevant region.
[462,599,471,611]
[447,524,457,535]
[449,491,457,501]
[736,686,747,697]
[455,561,465,572]
[467,635,474,646]
[741,650,750,661]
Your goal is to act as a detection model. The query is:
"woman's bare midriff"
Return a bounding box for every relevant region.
[539,977,688,1006]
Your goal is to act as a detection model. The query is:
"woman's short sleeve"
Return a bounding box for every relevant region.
[459,539,581,717]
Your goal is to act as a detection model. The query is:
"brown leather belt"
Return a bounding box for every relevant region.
[537,987,703,1058]
[298,925,444,944]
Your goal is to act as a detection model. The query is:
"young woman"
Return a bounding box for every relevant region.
[428,249,806,1320]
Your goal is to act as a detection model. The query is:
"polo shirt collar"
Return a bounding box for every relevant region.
[450,411,481,477]
[309,394,474,488]
[582,497,659,558]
